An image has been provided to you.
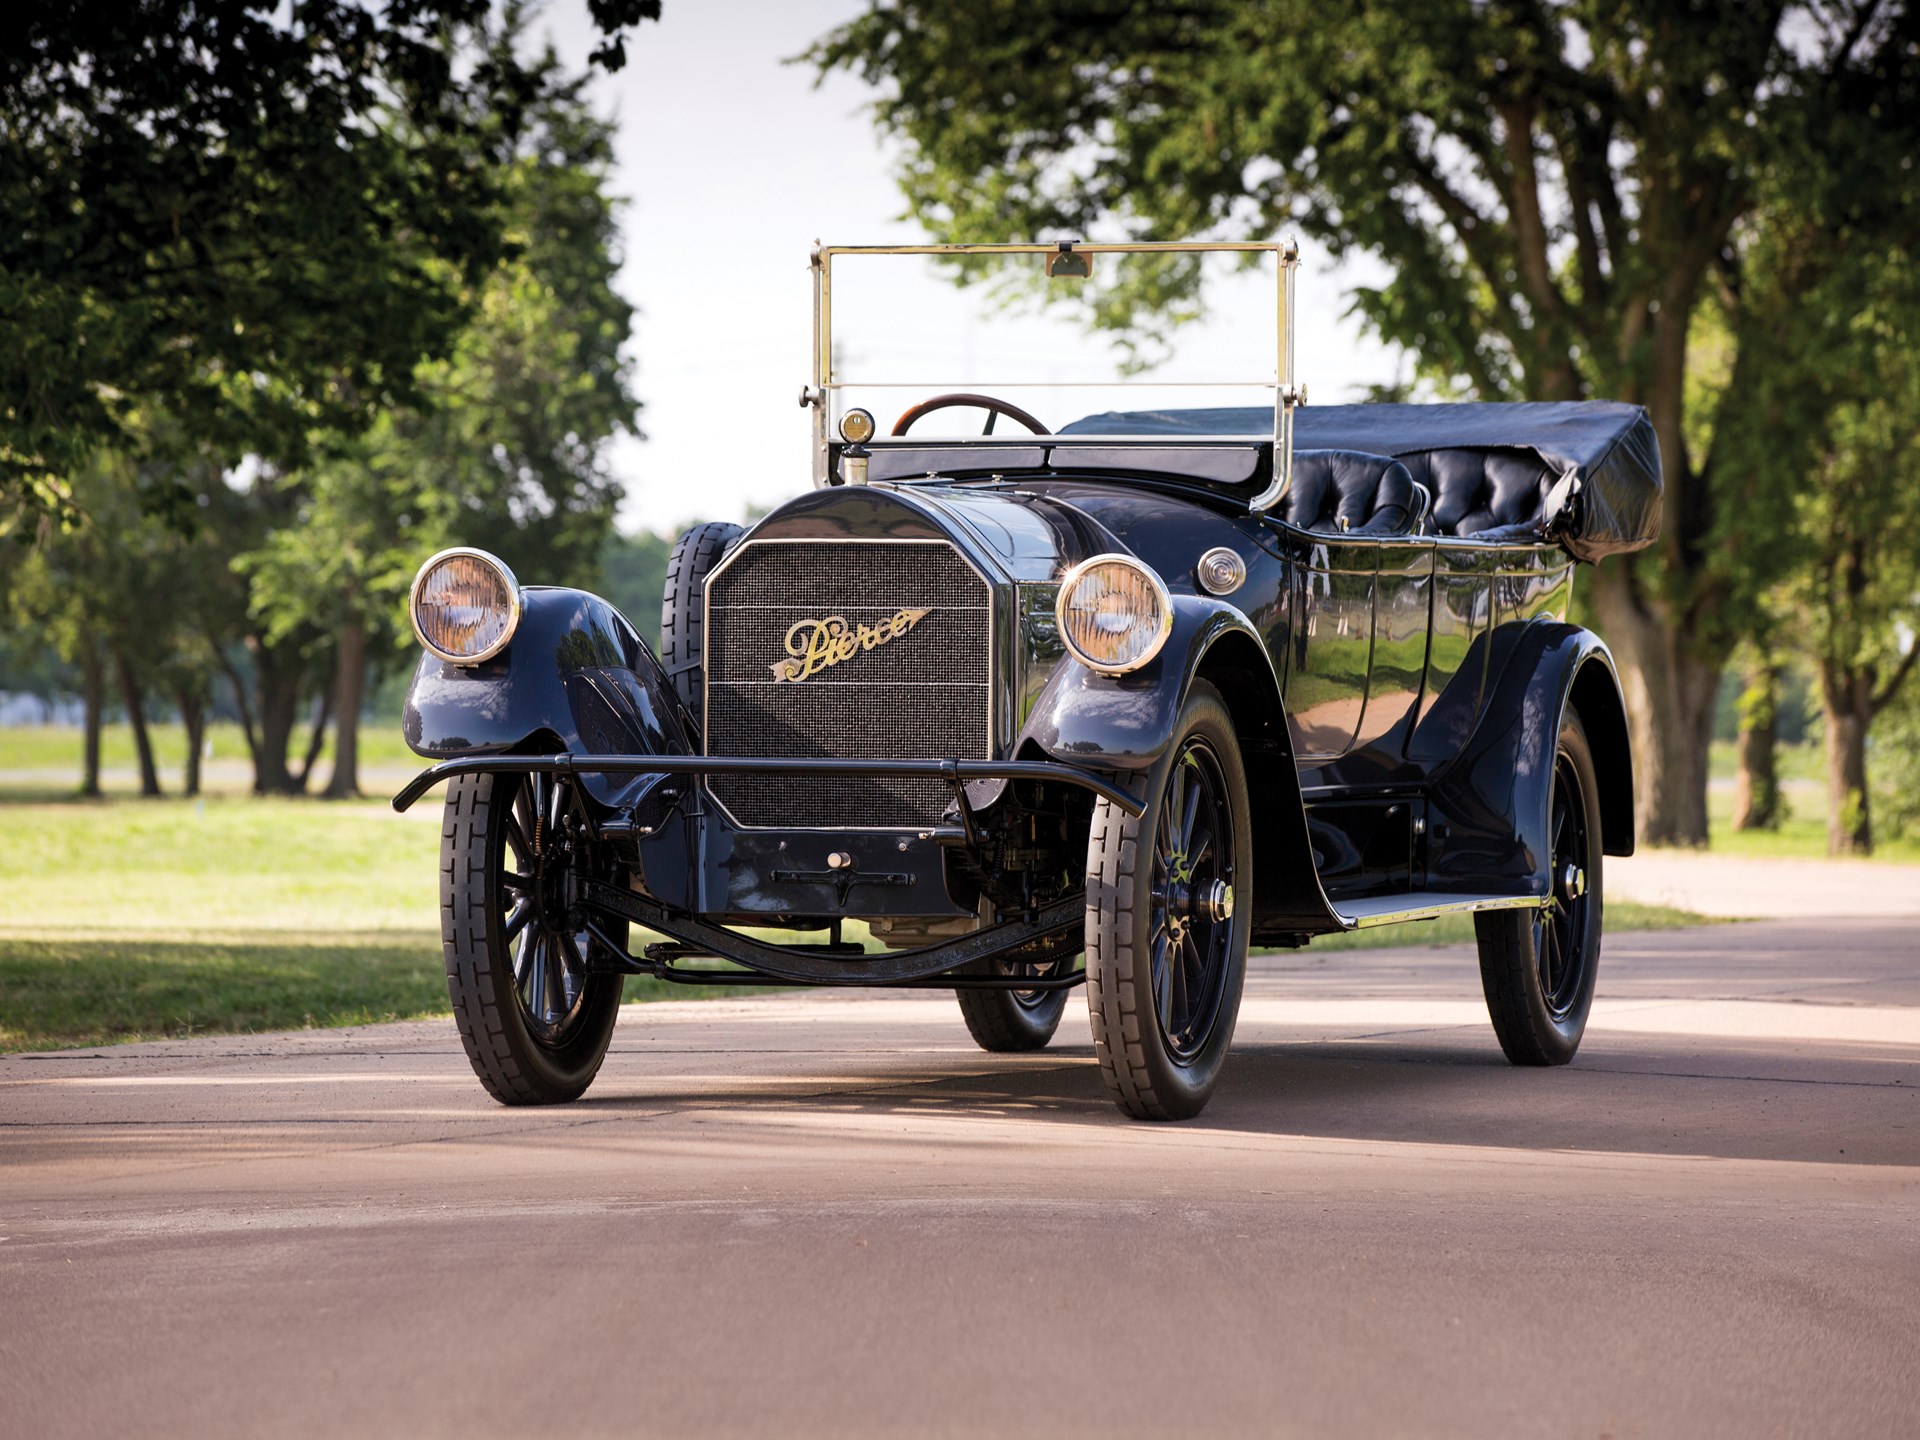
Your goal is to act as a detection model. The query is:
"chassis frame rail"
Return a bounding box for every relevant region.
[582,882,1086,984]
[391,753,1144,818]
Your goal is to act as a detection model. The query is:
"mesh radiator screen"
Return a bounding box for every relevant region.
[703,540,992,828]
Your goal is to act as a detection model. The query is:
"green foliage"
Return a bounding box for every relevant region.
[1874,685,1920,843]
[599,529,675,650]
[241,38,640,676]
[809,1,1920,844]
[1,17,643,797]
[0,0,658,527]
[810,1,1916,600]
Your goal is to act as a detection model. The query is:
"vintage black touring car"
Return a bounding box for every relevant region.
[394,239,1662,1120]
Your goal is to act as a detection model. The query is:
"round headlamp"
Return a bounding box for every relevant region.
[1056,554,1172,675]
[410,548,522,665]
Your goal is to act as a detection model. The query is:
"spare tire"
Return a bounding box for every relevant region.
[659,521,743,742]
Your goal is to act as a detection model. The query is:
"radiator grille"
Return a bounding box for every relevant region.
[704,539,992,828]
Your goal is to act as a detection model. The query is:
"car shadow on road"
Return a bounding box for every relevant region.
[578,1031,1920,1169]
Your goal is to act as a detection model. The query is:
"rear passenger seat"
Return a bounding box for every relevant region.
[1280,450,1426,536]
[1281,447,1560,541]
[1395,448,1557,541]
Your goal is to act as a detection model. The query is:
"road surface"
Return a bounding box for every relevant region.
[4,915,1917,1438]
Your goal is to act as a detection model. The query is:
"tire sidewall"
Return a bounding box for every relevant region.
[1088,682,1251,1118]
[444,771,623,1103]
[1536,712,1604,1053]
[1491,711,1603,1063]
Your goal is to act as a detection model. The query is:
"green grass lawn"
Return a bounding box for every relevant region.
[0,791,1716,1053]
[1701,741,1920,864]
[0,795,738,1051]
[1296,898,1707,954]
[0,720,419,786]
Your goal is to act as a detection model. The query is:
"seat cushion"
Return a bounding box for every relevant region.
[1397,448,1555,538]
[1282,450,1418,535]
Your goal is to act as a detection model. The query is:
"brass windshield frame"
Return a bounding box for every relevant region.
[806,239,1301,513]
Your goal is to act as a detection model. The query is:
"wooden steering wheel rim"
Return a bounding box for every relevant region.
[891,392,1052,437]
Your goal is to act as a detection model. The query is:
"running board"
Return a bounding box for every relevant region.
[1328,892,1547,930]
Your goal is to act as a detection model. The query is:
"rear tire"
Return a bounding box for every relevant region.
[660,521,743,740]
[1475,708,1603,1066]
[1084,682,1250,1120]
[442,771,625,1105]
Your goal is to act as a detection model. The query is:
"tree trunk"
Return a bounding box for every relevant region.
[1586,564,1719,847]
[323,615,368,799]
[1731,658,1781,832]
[1821,672,1873,857]
[295,690,333,792]
[177,687,206,798]
[79,642,104,799]
[253,658,304,794]
[217,651,261,771]
[114,652,163,798]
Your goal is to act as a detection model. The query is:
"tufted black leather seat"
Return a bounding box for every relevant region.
[1281,450,1423,536]
[1395,448,1556,540]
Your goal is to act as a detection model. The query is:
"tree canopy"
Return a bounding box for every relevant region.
[0,0,657,526]
[810,0,1920,843]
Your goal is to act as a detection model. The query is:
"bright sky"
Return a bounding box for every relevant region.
[542,0,1402,535]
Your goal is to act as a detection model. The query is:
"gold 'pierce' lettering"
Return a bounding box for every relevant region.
[770,607,931,682]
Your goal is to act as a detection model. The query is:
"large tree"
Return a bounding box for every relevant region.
[242,41,640,796]
[1781,280,1920,855]
[810,0,1920,844]
[0,0,657,526]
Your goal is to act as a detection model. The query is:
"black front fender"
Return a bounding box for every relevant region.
[402,586,693,806]
[1019,596,1274,772]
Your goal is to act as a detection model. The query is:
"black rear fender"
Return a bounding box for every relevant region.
[1425,625,1634,899]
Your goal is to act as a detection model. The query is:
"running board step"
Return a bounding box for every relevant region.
[1328,892,1547,930]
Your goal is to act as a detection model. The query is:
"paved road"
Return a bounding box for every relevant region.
[4,917,1917,1439]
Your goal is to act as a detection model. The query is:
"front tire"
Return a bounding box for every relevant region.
[1475,708,1604,1065]
[1084,683,1250,1121]
[955,948,1075,1052]
[442,770,625,1105]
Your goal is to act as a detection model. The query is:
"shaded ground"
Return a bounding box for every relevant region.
[2,915,1916,1439]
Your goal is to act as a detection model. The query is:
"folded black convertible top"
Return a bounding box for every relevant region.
[1060,401,1663,563]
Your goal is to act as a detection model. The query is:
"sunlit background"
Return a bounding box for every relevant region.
[540,0,1399,530]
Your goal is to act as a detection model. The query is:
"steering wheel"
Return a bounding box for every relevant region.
[891,392,1052,437]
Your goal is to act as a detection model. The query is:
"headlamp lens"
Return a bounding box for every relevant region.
[411,550,520,663]
[1057,556,1171,674]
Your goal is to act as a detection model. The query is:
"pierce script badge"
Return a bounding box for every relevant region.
[771,608,931,683]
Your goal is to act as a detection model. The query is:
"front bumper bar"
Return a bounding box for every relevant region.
[391,753,1145,818]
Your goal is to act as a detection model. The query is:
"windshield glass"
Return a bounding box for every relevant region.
[817,243,1295,446]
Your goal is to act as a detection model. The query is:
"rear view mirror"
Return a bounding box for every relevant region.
[1045,247,1091,280]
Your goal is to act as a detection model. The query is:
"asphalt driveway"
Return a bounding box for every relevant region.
[3,914,1916,1438]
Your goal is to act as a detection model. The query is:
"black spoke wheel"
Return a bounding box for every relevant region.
[1475,708,1604,1066]
[1084,682,1249,1121]
[442,770,626,1104]
[954,941,1080,1053]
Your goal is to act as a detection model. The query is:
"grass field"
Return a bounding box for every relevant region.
[0,796,743,1052]
[0,720,419,784]
[1,792,1710,1052]
[1702,739,1920,863]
